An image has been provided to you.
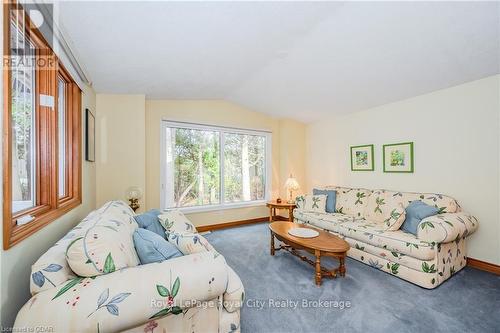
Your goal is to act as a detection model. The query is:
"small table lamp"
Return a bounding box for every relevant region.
[284,174,300,204]
[126,186,142,212]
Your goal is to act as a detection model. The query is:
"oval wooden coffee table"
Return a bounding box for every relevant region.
[269,221,350,286]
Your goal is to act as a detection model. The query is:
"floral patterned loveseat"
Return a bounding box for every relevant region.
[294,187,478,289]
[14,201,244,332]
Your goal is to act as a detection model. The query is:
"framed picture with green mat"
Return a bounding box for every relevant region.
[350,144,374,171]
[383,142,414,173]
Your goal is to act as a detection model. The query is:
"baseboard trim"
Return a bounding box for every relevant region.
[196,217,269,233]
[467,257,500,275]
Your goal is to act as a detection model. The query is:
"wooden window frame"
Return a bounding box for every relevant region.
[3,1,82,249]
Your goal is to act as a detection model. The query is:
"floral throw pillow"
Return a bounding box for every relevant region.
[166,232,215,255]
[158,210,197,235]
[297,194,327,213]
[381,203,406,231]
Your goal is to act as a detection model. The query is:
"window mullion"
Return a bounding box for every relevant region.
[219,131,225,207]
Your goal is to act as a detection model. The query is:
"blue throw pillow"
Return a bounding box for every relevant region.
[313,189,337,213]
[134,209,165,238]
[133,228,183,264]
[401,200,439,235]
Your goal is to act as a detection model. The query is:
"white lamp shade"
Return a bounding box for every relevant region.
[126,186,142,200]
[284,176,300,191]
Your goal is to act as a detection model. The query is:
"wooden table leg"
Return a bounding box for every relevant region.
[289,207,294,222]
[339,256,346,277]
[270,231,275,256]
[269,207,273,222]
[315,250,322,286]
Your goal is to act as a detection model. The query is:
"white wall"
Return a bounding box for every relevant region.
[307,75,500,265]
[96,94,146,210]
[0,84,97,328]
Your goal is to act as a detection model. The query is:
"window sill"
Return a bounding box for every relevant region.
[5,198,81,249]
[171,200,267,214]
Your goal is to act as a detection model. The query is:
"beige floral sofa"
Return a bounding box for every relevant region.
[294,187,479,289]
[14,201,244,332]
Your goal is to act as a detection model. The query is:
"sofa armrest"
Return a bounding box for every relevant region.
[223,266,245,313]
[15,251,228,333]
[417,212,479,243]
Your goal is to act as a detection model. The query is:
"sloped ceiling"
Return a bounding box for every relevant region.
[58,1,499,123]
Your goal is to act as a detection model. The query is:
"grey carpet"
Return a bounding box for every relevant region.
[205,223,500,333]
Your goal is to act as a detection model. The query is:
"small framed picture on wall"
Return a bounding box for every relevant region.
[350,144,374,171]
[383,142,414,173]
[85,108,95,162]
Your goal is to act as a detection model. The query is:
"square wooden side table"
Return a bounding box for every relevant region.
[266,201,297,222]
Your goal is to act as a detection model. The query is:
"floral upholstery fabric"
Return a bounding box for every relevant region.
[223,266,245,313]
[318,186,460,214]
[417,212,478,243]
[298,215,435,260]
[384,190,460,214]
[66,201,140,277]
[363,190,406,230]
[30,201,136,294]
[167,233,216,255]
[122,299,220,333]
[123,298,240,333]
[158,210,197,234]
[335,188,372,217]
[18,202,244,332]
[348,237,467,289]
[294,186,477,289]
[160,210,217,255]
[344,236,429,272]
[295,194,327,212]
[16,252,233,332]
[123,297,242,333]
[293,210,356,233]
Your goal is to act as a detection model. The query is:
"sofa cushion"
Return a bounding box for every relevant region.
[294,210,356,233]
[335,188,372,217]
[395,191,460,213]
[417,212,479,243]
[66,201,140,277]
[134,209,165,238]
[30,243,77,295]
[133,228,183,264]
[401,200,439,235]
[363,190,406,230]
[344,237,434,272]
[295,194,327,213]
[336,220,436,260]
[295,210,436,260]
[166,232,215,255]
[313,189,336,213]
[158,210,197,234]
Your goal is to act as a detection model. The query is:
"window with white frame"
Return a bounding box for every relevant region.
[161,121,271,211]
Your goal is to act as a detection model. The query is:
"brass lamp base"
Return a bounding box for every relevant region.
[129,198,140,212]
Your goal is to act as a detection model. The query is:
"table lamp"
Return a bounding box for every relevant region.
[284,174,300,204]
[126,186,142,212]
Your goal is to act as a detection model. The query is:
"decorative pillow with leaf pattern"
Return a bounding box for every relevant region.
[381,203,406,231]
[295,195,305,209]
[158,210,197,235]
[166,232,215,255]
[335,188,372,217]
[300,194,327,213]
[363,189,405,227]
[66,212,139,277]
